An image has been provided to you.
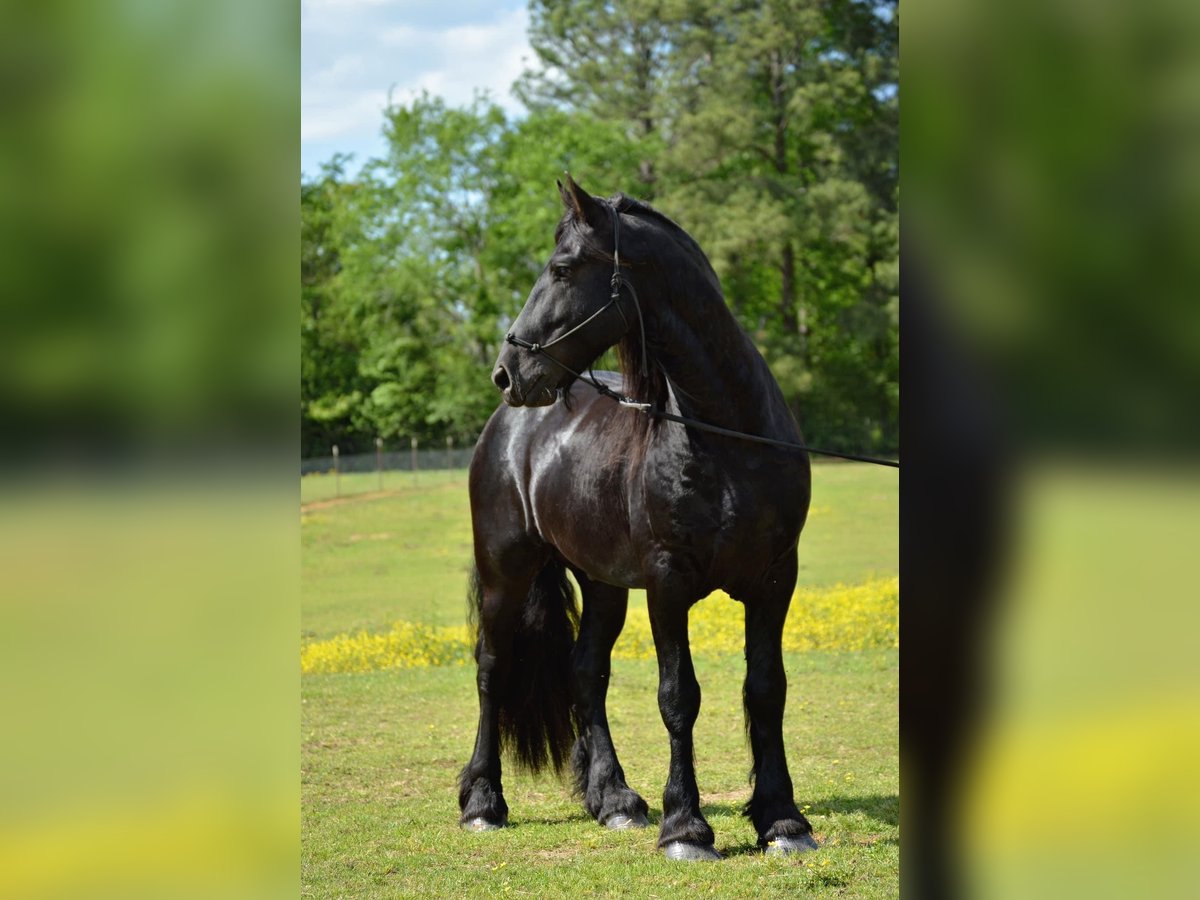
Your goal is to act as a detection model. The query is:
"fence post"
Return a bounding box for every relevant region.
[332,444,340,498]
[446,435,453,470]
[411,436,418,486]
[375,436,383,492]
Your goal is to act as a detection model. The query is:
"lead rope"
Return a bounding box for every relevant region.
[506,201,899,469]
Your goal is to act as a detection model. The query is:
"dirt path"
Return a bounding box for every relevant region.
[301,490,400,512]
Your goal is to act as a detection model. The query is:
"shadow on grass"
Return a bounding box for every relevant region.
[699,794,899,857]
[506,811,596,827]
[508,793,897,845]
[700,794,897,827]
[807,793,899,827]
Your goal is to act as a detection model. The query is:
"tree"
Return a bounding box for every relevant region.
[301,2,898,456]
[516,0,672,195]
[516,0,899,451]
[300,96,645,454]
[301,157,374,456]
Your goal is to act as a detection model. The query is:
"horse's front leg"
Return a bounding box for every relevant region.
[742,557,818,854]
[648,585,720,861]
[570,573,650,829]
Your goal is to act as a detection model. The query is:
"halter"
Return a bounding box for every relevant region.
[505,203,648,384]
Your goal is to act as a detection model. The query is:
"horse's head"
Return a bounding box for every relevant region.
[492,175,629,407]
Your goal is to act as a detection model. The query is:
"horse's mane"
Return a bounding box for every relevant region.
[555,194,733,435]
[611,195,723,291]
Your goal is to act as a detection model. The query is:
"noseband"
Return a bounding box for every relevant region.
[505,204,649,381]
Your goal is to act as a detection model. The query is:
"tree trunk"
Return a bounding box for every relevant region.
[769,49,799,338]
[634,28,657,195]
[638,158,656,192]
[780,241,799,334]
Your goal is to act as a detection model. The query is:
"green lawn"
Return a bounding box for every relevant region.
[302,461,898,897]
[301,462,897,638]
[301,468,464,506]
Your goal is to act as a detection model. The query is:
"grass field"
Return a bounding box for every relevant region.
[302,461,898,897]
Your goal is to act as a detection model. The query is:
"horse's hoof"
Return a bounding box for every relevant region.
[604,812,649,830]
[763,832,819,855]
[662,841,723,861]
[462,817,504,832]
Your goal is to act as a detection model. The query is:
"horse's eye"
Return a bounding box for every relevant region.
[551,263,572,280]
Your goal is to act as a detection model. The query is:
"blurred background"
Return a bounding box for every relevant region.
[0,0,297,896]
[905,0,1200,896]
[0,0,1197,896]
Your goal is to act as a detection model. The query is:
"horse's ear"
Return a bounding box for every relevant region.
[558,172,606,230]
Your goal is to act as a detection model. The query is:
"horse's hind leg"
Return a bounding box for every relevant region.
[569,570,649,829]
[742,558,817,854]
[458,564,535,830]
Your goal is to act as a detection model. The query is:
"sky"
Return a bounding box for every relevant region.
[301,0,534,178]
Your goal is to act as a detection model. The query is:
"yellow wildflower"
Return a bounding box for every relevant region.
[301,576,898,674]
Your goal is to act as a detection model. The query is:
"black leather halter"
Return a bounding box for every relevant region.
[505,203,647,380]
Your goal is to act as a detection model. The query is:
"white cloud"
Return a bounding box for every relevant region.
[383,8,531,113]
[302,88,390,142]
[308,54,367,90]
[302,3,531,173]
[302,0,396,12]
[378,24,419,46]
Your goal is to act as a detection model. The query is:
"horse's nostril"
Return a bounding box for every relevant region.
[492,365,511,392]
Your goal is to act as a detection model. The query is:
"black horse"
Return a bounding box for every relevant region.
[458,175,818,861]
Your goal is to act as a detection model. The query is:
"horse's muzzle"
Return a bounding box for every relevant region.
[494,364,523,406]
[493,359,556,408]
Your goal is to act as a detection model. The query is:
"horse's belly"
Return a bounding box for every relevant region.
[542,521,644,590]
[529,481,643,588]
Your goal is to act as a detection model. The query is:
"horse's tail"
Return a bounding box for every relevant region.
[467,558,579,775]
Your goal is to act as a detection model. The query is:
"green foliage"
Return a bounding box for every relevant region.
[649,0,898,451]
[301,1,898,457]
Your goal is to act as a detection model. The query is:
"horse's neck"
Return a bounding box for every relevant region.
[653,290,792,439]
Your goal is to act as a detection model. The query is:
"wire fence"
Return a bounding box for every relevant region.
[301,440,476,504]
